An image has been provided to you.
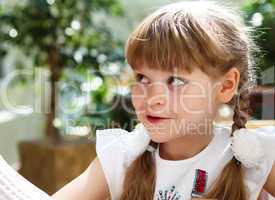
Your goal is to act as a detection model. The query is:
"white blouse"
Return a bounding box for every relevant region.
[96,123,275,200]
[0,123,273,200]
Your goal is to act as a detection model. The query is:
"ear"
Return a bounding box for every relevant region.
[216,67,240,103]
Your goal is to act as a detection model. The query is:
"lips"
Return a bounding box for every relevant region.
[146,114,169,119]
[146,114,170,124]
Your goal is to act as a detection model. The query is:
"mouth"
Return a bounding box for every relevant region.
[146,115,170,124]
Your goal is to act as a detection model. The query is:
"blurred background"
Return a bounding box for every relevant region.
[0,0,274,196]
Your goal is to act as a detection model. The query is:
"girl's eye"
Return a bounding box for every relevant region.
[167,77,188,86]
[134,74,149,84]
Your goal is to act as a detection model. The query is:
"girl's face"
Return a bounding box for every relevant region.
[130,64,221,143]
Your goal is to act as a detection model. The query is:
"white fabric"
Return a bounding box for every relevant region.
[0,155,53,200]
[230,126,275,168]
[0,123,273,200]
[95,123,275,200]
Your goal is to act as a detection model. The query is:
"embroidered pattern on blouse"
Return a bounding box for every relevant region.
[191,168,208,197]
[155,185,182,200]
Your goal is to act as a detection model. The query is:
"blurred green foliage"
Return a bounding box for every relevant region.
[0,0,124,69]
[242,0,275,86]
[0,0,131,141]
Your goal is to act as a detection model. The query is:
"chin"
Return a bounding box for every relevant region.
[149,132,172,143]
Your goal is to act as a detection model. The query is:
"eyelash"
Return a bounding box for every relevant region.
[134,74,147,83]
[134,74,188,87]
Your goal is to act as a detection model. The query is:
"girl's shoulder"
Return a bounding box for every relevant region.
[95,123,151,199]
[95,123,151,164]
[232,125,275,197]
[213,124,275,198]
[244,156,274,198]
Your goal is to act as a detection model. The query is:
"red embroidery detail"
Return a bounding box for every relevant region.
[192,169,208,196]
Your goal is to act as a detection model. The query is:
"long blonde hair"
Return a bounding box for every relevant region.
[121,1,259,200]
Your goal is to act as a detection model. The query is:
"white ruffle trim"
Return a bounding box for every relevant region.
[230,126,275,168]
[124,122,151,156]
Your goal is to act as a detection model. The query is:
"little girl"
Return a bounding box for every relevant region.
[53,1,275,200]
[0,1,274,200]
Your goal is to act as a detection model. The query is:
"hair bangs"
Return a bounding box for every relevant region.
[125,16,200,74]
[125,9,230,76]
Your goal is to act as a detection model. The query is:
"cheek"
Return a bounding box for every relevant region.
[174,84,214,116]
[131,84,146,112]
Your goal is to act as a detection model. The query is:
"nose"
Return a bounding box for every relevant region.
[146,82,168,107]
